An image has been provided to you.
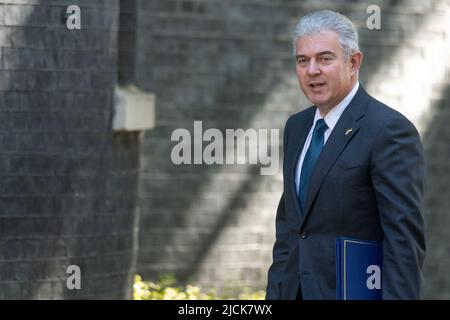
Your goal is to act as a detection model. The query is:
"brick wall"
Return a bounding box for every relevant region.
[134,0,305,292]
[0,0,140,299]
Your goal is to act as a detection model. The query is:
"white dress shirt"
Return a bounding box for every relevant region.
[295,82,360,195]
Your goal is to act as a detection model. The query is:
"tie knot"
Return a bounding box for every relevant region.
[314,119,328,135]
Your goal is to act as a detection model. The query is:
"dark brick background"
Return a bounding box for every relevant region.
[0,0,140,299]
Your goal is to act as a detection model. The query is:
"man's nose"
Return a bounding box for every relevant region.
[307,60,320,75]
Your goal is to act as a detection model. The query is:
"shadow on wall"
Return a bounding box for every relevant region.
[0,0,141,299]
[133,0,449,295]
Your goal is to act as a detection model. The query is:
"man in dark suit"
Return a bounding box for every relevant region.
[266,10,426,300]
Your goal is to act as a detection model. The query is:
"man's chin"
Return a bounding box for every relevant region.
[308,97,329,108]
[305,90,325,100]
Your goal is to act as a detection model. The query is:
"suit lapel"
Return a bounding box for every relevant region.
[300,86,370,227]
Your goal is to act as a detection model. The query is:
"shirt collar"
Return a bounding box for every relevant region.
[313,81,359,131]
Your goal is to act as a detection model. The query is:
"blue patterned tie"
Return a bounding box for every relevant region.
[298,119,328,213]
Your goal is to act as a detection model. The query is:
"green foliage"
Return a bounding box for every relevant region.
[133,274,266,300]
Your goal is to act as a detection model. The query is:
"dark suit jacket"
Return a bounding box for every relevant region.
[266,85,426,300]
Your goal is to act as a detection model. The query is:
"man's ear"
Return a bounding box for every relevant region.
[350,51,363,75]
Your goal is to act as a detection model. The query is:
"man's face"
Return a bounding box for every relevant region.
[295,31,360,112]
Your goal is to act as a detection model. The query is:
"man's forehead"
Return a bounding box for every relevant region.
[295,31,341,55]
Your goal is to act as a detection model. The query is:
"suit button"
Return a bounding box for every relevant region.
[300,232,308,239]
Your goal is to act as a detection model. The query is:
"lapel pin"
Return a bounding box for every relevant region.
[345,128,353,136]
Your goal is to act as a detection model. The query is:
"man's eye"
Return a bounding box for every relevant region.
[297,58,307,64]
[320,56,332,62]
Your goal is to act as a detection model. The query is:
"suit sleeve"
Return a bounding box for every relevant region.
[370,116,426,299]
[266,120,290,300]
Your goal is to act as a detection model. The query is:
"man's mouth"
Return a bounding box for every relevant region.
[309,82,326,88]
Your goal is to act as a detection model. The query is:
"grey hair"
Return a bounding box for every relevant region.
[292,10,359,59]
